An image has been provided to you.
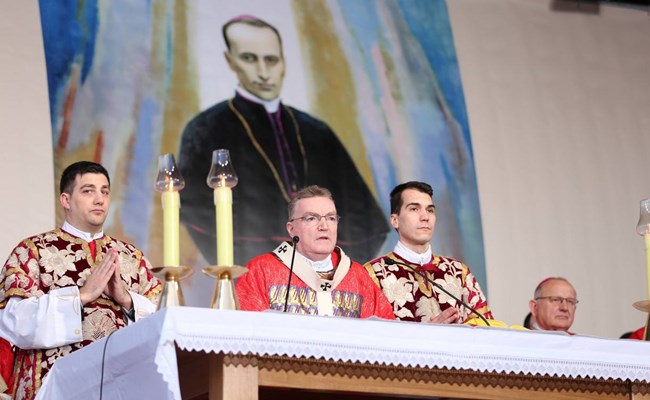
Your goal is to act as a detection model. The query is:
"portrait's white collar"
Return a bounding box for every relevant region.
[236,86,281,113]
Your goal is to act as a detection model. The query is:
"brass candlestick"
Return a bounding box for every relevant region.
[152,265,193,309]
[202,265,248,309]
[202,149,247,309]
[153,153,192,309]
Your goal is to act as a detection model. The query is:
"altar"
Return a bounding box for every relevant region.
[36,307,650,399]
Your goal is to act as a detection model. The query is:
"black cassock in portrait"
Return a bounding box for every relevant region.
[178,93,389,266]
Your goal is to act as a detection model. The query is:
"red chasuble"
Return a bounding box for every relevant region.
[0,229,161,400]
[236,242,395,320]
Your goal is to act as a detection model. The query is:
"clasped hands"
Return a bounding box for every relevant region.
[427,307,461,324]
[79,248,133,310]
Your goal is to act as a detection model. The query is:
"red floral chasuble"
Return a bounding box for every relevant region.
[364,252,493,323]
[0,229,161,400]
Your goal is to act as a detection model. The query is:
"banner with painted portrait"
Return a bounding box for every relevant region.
[39,0,486,304]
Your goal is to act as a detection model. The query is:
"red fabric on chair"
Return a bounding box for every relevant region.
[0,337,14,395]
[628,327,647,340]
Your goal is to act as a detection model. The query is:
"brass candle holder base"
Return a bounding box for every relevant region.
[632,300,650,341]
[633,300,650,312]
[202,265,248,309]
[151,265,193,310]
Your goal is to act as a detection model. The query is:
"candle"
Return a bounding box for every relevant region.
[645,234,650,300]
[162,189,180,266]
[214,186,234,266]
[207,149,238,266]
[638,199,650,300]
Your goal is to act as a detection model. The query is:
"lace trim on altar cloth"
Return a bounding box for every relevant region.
[38,307,650,400]
[157,308,650,384]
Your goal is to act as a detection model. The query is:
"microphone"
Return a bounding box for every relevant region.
[383,258,491,326]
[283,236,300,312]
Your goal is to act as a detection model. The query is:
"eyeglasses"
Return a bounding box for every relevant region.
[535,296,579,306]
[289,213,341,226]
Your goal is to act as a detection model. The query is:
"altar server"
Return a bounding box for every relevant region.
[0,161,161,399]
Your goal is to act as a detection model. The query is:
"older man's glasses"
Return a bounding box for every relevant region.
[535,296,579,307]
[289,213,341,226]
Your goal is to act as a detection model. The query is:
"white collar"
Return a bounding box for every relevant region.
[393,241,432,266]
[236,86,281,113]
[298,252,334,272]
[62,220,104,242]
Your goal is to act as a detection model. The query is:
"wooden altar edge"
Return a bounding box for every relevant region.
[177,349,650,400]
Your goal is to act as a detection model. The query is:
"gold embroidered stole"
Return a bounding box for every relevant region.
[272,242,351,316]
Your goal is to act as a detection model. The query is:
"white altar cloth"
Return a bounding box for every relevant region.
[36,307,650,400]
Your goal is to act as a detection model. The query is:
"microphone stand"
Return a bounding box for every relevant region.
[383,258,491,326]
[283,236,299,312]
